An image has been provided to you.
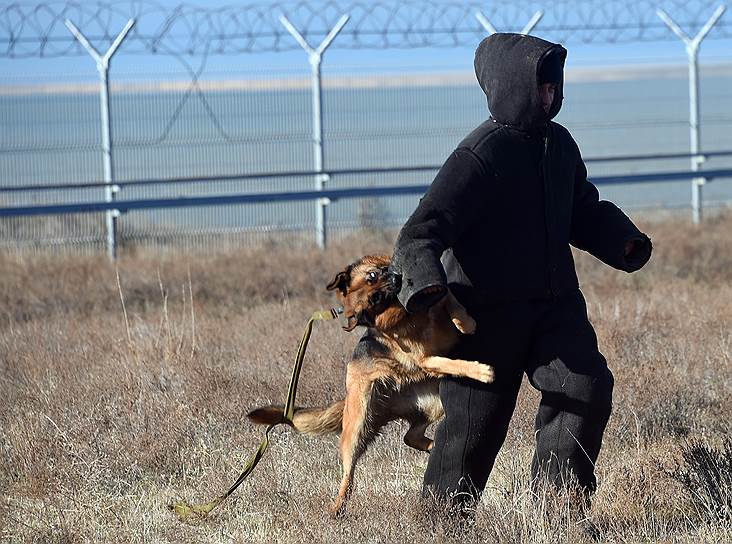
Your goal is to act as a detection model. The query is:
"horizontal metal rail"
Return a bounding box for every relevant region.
[1,168,731,218]
[584,149,732,163]
[0,185,426,217]
[590,168,732,185]
[2,150,732,193]
[0,166,438,193]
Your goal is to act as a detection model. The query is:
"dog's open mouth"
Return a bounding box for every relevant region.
[342,309,375,331]
[342,314,358,332]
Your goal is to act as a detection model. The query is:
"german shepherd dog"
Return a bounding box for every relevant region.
[248,255,494,515]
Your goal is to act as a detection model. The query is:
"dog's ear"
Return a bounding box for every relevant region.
[326,266,351,294]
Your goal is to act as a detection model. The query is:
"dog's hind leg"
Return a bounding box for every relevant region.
[399,382,442,452]
[404,414,433,452]
[330,370,380,517]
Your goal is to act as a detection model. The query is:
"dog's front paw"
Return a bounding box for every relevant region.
[452,314,477,335]
[473,363,495,384]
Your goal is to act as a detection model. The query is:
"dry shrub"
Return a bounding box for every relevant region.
[619,383,724,442]
[670,438,732,524]
[591,442,691,540]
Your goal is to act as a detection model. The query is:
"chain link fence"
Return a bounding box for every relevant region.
[1,1,731,253]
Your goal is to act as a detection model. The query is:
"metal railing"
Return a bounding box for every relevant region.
[2,153,731,252]
[4,150,732,194]
[2,168,732,217]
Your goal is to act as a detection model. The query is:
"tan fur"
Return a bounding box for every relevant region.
[248,401,344,434]
[248,255,494,517]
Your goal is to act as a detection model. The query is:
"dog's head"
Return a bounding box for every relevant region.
[326,255,403,332]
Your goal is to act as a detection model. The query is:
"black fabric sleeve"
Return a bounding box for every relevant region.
[391,147,490,312]
[570,156,652,272]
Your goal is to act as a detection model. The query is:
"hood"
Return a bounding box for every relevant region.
[474,33,567,131]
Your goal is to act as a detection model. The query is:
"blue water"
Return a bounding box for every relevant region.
[1,74,731,246]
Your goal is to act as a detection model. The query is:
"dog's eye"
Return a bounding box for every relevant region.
[366,271,378,284]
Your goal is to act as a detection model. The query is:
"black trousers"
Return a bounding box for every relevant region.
[423,289,614,503]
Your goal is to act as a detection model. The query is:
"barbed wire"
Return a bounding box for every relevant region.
[1,1,730,58]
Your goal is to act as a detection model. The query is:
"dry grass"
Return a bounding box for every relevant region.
[1,213,731,543]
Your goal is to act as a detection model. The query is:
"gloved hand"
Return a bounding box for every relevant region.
[623,235,652,269]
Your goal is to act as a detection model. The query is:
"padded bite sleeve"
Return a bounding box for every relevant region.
[392,148,490,312]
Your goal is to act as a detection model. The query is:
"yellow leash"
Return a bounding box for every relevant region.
[169,307,341,521]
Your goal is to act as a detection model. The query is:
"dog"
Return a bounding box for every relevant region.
[247,255,494,515]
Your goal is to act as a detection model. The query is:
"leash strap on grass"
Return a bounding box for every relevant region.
[170,307,341,521]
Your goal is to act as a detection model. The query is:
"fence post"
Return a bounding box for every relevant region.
[657,5,726,224]
[64,18,135,259]
[280,13,349,249]
[475,10,544,35]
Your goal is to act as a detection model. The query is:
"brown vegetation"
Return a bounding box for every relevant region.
[1,212,731,543]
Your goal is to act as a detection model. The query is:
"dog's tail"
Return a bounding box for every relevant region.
[247,400,344,434]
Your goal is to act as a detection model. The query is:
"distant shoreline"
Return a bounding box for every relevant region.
[2,62,731,96]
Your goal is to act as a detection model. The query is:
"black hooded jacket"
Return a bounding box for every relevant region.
[391,33,652,311]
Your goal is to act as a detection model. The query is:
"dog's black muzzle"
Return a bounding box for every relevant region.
[368,269,401,307]
[387,269,402,294]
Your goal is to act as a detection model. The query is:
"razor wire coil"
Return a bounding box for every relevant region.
[1,1,730,58]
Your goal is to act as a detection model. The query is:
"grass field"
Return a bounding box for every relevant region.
[1,212,731,543]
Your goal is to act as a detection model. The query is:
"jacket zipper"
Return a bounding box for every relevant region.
[542,131,556,297]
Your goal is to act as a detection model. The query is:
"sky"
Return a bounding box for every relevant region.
[2,0,731,84]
